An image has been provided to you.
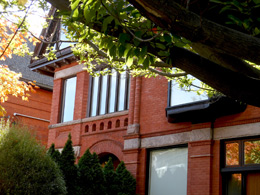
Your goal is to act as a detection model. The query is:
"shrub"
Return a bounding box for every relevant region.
[47,143,61,164]
[116,161,136,195]
[78,149,105,195]
[59,133,79,195]
[0,124,67,195]
[103,157,120,195]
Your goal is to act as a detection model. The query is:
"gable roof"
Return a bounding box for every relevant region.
[0,42,53,90]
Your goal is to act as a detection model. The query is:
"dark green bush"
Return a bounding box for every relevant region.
[78,149,105,195]
[47,143,61,164]
[59,133,79,195]
[0,125,67,195]
[103,157,120,195]
[116,161,136,195]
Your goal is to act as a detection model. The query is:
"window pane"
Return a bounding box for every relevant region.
[91,76,99,117]
[226,173,242,195]
[99,75,108,115]
[109,70,117,113]
[62,77,77,122]
[226,142,239,166]
[170,76,208,106]
[149,147,188,195]
[244,140,260,165]
[118,72,126,111]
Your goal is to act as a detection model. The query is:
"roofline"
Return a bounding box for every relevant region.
[20,77,53,91]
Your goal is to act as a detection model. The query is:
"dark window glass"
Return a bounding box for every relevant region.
[226,174,242,195]
[61,77,77,122]
[88,70,130,117]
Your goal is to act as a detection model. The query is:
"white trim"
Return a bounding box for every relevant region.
[54,64,84,79]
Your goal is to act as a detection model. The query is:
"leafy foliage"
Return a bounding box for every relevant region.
[59,133,79,195]
[78,149,105,195]
[210,0,260,36]
[0,65,37,116]
[0,124,67,195]
[0,18,38,61]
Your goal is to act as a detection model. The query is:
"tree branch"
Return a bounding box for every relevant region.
[0,1,34,59]
[86,40,186,78]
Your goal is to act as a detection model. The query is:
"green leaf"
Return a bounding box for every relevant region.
[155,43,166,50]
[140,46,147,58]
[119,33,130,44]
[158,50,170,57]
[143,56,150,69]
[118,45,126,57]
[219,5,232,14]
[134,48,140,56]
[253,0,260,4]
[123,44,132,58]
[71,0,81,11]
[133,39,140,46]
[163,34,172,43]
[72,8,79,19]
[254,27,260,35]
[83,6,94,24]
[102,16,114,32]
[108,45,117,59]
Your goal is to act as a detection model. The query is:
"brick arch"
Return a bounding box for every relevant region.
[89,139,124,161]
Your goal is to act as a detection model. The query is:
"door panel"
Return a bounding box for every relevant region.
[246,173,260,195]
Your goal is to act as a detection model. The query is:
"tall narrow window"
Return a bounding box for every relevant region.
[109,70,117,113]
[61,76,77,122]
[88,70,130,117]
[90,76,99,117]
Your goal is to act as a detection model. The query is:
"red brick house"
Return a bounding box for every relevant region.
[29,14,260,195]
[1,49,53,146]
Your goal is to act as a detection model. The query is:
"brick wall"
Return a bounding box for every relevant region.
[2,88,52,145]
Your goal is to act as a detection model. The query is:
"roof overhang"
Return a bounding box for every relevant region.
[166,96,247,123]
[29,47,79,77]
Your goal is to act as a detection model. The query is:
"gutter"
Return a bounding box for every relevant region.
[13,113,50,122]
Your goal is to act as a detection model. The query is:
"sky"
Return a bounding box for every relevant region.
[0,2,50,36]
